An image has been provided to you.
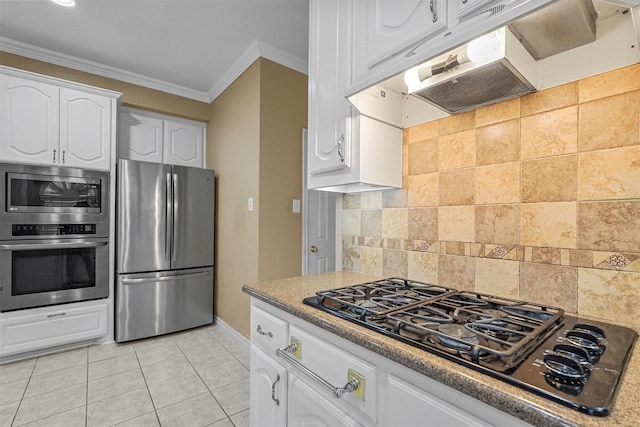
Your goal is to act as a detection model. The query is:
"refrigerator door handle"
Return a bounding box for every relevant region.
[120,269,211,284]
[172,172,178,262]
[166,172,172,263]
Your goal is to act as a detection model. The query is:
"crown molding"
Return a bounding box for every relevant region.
[1,36,308,104]
[207,40,308,102]
[0,37,211,102]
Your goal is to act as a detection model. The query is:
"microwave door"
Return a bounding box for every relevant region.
[117,159,172,273]
[171,165,215,270]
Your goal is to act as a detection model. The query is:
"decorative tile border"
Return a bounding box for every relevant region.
[342,236,640,273]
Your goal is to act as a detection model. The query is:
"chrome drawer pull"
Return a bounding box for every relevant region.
[256,325,273,338]
[271,373,281,406]
[47,312,66,318]
[276,344,360,399]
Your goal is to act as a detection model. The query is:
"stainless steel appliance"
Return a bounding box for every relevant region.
[303,278,637,417]
[115,159,215,343]
[0,162,110,311]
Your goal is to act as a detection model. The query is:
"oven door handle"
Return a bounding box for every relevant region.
[0,240,108,250]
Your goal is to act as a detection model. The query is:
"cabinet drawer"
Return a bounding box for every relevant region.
[250,305,288,355]
[283,325,377,425]
[0,300,109,356]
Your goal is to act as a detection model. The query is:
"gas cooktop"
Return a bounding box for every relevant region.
[303,277,637,416]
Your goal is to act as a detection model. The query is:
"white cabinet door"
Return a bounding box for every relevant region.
[0,75,59,166]
[250,346,287,427]
[119,110,164,163]
[383,374,490,427]
[307,0,353,176]
[164,119,205,167]
[288,372,363,427]
[60,88,112,170]
[0,300,109,357]
[357,0,448,74]
[455,0,500,19]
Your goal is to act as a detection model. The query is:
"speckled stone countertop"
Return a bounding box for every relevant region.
[242,271,640,427]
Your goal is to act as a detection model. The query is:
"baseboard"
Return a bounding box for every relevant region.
[214,315,250,349]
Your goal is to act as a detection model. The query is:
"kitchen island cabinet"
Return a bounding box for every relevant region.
[243,271,640,427]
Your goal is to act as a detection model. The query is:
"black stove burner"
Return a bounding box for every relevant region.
[303,278,638,417]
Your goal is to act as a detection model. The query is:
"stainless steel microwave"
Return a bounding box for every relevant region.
[0,162,109,240]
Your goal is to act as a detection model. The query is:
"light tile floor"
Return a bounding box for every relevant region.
[0,323,250,427]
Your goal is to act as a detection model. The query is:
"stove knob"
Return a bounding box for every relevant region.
[553,343,593,366]
[573,323,606,341]
[566,330,604,353]
[543,352,587,382]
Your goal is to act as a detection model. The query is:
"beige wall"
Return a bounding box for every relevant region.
[258,59,307,281]
[208,59,307,337]
[343,63,640,329]
[0,52,210,121]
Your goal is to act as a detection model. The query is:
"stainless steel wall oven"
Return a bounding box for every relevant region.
[0,162,110,312]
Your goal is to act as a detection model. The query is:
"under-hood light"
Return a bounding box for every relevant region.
[50,0,76,7]
[404,28,506,94]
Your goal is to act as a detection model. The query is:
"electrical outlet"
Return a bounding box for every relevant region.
[290,337,302,359]
[348,369,365,401]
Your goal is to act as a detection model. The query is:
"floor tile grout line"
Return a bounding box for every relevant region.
[131,341,163,427]
[10,356,36,427]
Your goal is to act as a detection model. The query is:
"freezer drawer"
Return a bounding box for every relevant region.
[116,267,213,342]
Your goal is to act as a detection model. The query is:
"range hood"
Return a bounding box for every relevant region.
[403,26,538,114]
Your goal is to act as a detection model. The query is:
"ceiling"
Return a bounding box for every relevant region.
[0,0,309,103]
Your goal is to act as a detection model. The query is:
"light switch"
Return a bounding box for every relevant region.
[248,197,254,212]
[292,199,301,213]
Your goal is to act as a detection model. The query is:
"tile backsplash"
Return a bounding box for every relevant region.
[342,63,640,328]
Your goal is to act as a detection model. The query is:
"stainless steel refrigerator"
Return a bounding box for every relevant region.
[115,159,215,342]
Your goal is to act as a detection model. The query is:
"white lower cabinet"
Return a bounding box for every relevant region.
[250,346,288,427]
[288,371,363,427]
[0,299,109,357]
[250,299,532,427]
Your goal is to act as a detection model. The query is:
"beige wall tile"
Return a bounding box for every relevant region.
[439,111,475,136]
[342,245,361,272]
[438,206,474,242]
[361,210,381,237]
[404,120,439,144]
[578,146,640,201]
[521,155,577,203]
[475,205,519,245]
[342,194,361,210]
[382,250,408,277]
[403,144,409,176]
[578,268,640,327]
[439,130,476,171]
[476,162,520,204]
[579,90,640,152]
[476,119,520,166]
[382,189,408,208]
[382,208,408,239]
[408,251,438,283]
[521,202,577,248]
[342,209,361,236]
[579,63,640,103]
[475,98,520,127]
[438,255,474,290]
[520,263,578,313]
[520,82,578,116]
[439,168,475,206]
[408,138,438,175]
[475,258,519,299]
[521,106,578,160]
[408,207,438,241]
[407,173,439,207]
[577,201,640,252]
[360,247,382,276]
[360,192,383,209]
[570,249,593,268]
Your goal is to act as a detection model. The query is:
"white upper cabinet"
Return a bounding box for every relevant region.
[0,67,119,170]
[307,0,402,193]
[355,0,449,78]
[307,0,353,177]
[119,107,206,168]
